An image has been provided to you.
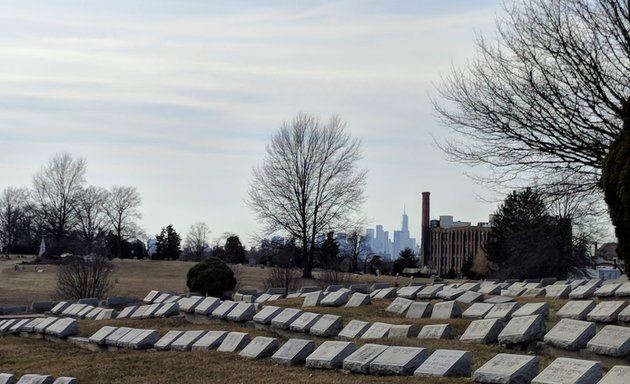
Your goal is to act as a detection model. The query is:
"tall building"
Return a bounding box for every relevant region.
[366,209,418,261]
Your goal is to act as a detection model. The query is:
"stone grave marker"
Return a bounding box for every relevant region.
[211,300,238,319]
[84,307,103,320]
[369,346,429,376]
[344,293,370,307]
[406,302,433,319]
[271,338,316,365]
[320,288,351,307]
[373,287,397,299]
[252,305,282,324]
[21,318,45,333]
[478,283,501,295]
[342,343,389,374]
[484,302,520,320]
[586,301,628,322]
[140,303,162,319]
[463,303,495,319]
[521,288,546,297]
[44,318,77,338]
[569,284,598,299]
[179,296,204,313]
[396,286,423,299]
[89,326,119,345]
[289,312,321,333]
[556,300,596,320]
[385,297,414,315]
[115,328,144,347]
[76,305,95,319]
[128,329,160,349]
[369,283,391,292]
[594,283,622,297]
[598,365,630,384]
[615,282,630,297]
[194,297,221,315]
[155,330,184,351]
[349,284,369,293]
[586,325,630,356]
[63,304,84,317]
[502,287,527,297]
[310,314,344,337]
[512,302,549,319]
[417,324,452,339]
[339,319,370,339]
[267,294,282,301]
[53,377,77,384]
[255,293,271,303]
[360,322,392,339]
[325,284,344,293]
[270,308,303,330]
[217,332,251,352]
[305,340,356,369]
[226,302,256,322]
[416,284,444,299]
[116,306,138,319]
[50,301,73,315]
[15,374,54,384]
[460,318,504,344]
[192,330,228,350]
[299,286,320,294]
[33,317,59,334]
[498,314,546,345]
[437,287,466,300]
[618,304,630,322]
[95,309,116,320]
[154,302,179,318]
[153,293,172,304]
[473,354,539,384]
[431,300,462,319]
[171,330,207,351]
[414,349,472,377]
[546,284,571,299]
[569,279,586,290]
[143,290,160,303]
[0,374,15,384]
[531,357,601,384]
[104,327,133,346]
[8,319,30,333]
[302,291,324,307]
[238,336,279,359]
[456,291,484,304]
[388,324,418,338]
[459,282,481,291]
[484,296,515,304]
[543,318,596,350]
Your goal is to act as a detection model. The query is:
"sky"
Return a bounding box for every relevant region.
[0,0,507,247]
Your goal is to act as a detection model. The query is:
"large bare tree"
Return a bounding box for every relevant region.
[74,186,109,254]
[104,185,142,258]
[248,113,367,278]
[0,187,30,257]
[184,221,211,261]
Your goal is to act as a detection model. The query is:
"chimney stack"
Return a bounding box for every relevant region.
[421,192,430,266]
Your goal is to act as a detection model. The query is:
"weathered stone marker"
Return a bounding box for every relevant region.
[342,343,388,374]
[271,338,315,365]
[369,346,429,376]
[385,297,413,315]
[338,320,370,339]
[586,325,630,357]
[598,365,630,384]
[414,349,472,377]
[543,319,597,350]
[211,300,238,319]
[388,324,418,338]
[405,302,433,319]
[238,336,279,359]
[217,332,251,352]
[360,322,392,339]
[289,312,321,333]
[252,305,282,324]
[417,324,452,339]
[531,357,602,384]
[88,326,119,345]
[192,330,228,351]
[226,302,257,322]
[463,303,495,319]
[344,293,370,307]
[305,341,356,370]
[472,353,539,384]
[171,330,206,351]
[484,302,519,320]
[512,302,549,319]
[194,297,221,315]
[309,314,343,337]
[270,308,303,330]
[301,291,324,307]
[586,301,628,323]
[460,318,504,344]
[556,300,596,321]
[155,330,184,351]
[498,314,546,345]
[431,300,462,319]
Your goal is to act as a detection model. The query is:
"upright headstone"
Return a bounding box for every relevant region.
[498,315,546,345]
[556,300,596,320]
[406,302,433,319]
[544,319,597,350]
[271,338,315,365]
[192,330,228,351]
[310,314,343,337]
[413,349,472,377]
[586,325,630,356]
[238,336,279,359]
[460,318,504,344]
[305,341,356,370]
[531,357,602,384]
[360,322,392,339]
[369,346,429,376]
[473,354,539,384]
[217,332,251,352]
[338,319,370,339]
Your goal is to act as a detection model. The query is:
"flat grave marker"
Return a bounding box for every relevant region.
[194,297,221,315]
[302,291,324,307]
[598,365,630,384]
[463,303,495,319]
[238,336,279,359]
[339,319,371,339]
[472,353,539,384]
[305,341,356,370]
[586,301,628,322]
[192,330,228,350]
[586,325,630,357]
[431,300,462,319]
[270,308,303,330]
[414,349,472,377]
[342,343,388,374]
[271,338,315,365]
[417,324,452,339]
[289,312,321,333]
[544,318,597,351]
[369,346,429,376]
[155,330,184,351]
[556,300,596,320]
[459,318,504,344]
[344,293,370,307]
[531,357,601,384]
[498,314,546,345]
[310,314,343,337]
[217,332,251,352]
[484,302,519,320]
[253,305,283,324]
[385,297,413,315]
[360,322,392,339]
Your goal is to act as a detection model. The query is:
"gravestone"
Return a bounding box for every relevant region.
[417,324,452,339]
[594,283,621,297]
[21,318,45,333]
[211,300,238,319]
[325,284,344,293]
[414,349,472,377]
[478,283,501,295]
[271,338,315,365]
[253,305,282,324]
[266,287,286,295]
[217,332,251,352]
[473,354,539,384]
[431,301,462,319]
[45,318,77,338]
[385,297,413,315]
[460,318,504,344]
[141,303,163,319]
[63,304,85,317]
[618,304,630,322]
[484,296,515,304]
[545,284,571,299]
[76,305,96,319]
[305,341,356,369]
[52,378,77,384]
[192,330,228,350]
[484,302,520,320]
[544,319,597,350]
[255,293,271,303]
[155,330,184,351]
[368,283,391,292]
[598,365,630,384]
[50,301,73,315]
[406,302,433,319]
[512,302,549,319]
[115,328,144,347]
[15,374,53,384]
[171,330,206,351]
[194,297,221,315]
[104,327,133,346]
[344,293,370,307]
[128,329,160,349]
[458,282,481,291]
[615,282,630,297]
[586,325,630,356]
[463,303,495,319]
[521,288,546,297]
[556,300,596,320]
[153,293,172,303]
[270,308,303,330]
[226,303,256,322]
[369,346,429,376]
[361,322,392,339]
[416,284,444,299]
[456,291,484,304]
[116,306,138,319]
[302,291,324,307]
[320,288,351,307]
[0,374,15,384]
[310,314,344,337]
[238,336,279,359]
[289,312,321,333]
[569,279,586,290]
[569,284,598,299]
[154,302,179,318]
[342,343,388,373]
[8,319,30,333]
[586,301,628,322]
[89,326,119,345]
[498,314,546,344]
[387,324,418,338]
[349,284,369,293]
[299,286,320,294]
[531,357,601,384]
[437,287,466,300]
[338,319,370,339]
[77,297,99,306]
[95,309,116,320]
[143,290,160,303]
[502,287,527,297]
[33,317,59,334]
[396,286,423,299]
[373,287,397,299]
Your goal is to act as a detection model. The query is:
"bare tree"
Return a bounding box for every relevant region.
[184,221,211,260]
[32,153,87,250]
[56,255,114,299]
[104,185,142,258]
[434,0,629,198]
[0,187,30,257]
[248,113,367,278]
[73,186,109,254]
[343,229,371,273]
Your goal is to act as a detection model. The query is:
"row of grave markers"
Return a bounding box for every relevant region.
[0,374,77,384]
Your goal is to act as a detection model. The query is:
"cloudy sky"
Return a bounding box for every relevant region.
[0,0,505,246]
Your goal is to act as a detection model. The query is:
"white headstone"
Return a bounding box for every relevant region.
[128,329,160,349]
[104,327,133,346]
[44,317,77,338]
[194,297,221,315]
[416,284,444,299]
[360,322,392,339]
[302,291,324,307]
[460,318,504,344]
[594,283,621,297]
[463,303,495,319]
[388,324,418,338]
[217,332,251,352]
[369,346,429,376]
[270,308,303,330]
[155,330,184,351]
[171,330,207,351]
[253,305,283,324]
[116,305,138,319]
[271,338,315,365]
[473,353,539,384]
[405,302,433,319]
[289,312,321,333]
[586,325,630,356]
[456,291,484,304]
[154,302,180,318]
[385,297,414,315]
[344,293,371,307]
[568,284,597,299]
[238,336,279,359]
[143,290,161,303]
[373,287,397,299]
[342,343,389,374]
[586,301,628,322]
[338,319,370,339]
[512,302,549,319]
[618,303,630,322]
[211,300,238,319]
[310,314,344,337]
[396,286,423,299]
[556,300,596,320]
[417,324,452,339]
[191,330,228,351]
[320,288,351,307]
[413,349,472,377]
[598,365,630,384]
[484,302,520,320]
[226,302,257,322]
[305,341,356,369]
[115,328,144,347]
[545,284,571,299]
[614,282,630,297]
[531,357,602,384]
[544,319,597,351]
[498,314,546,345]
[15,374,53,384]
[431,301,462,319]
[179,296,204,313]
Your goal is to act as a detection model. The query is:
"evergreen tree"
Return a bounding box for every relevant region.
[318,231,340,268]
[393,247,418,274]
[154,224,181,260]
[224,235,246,264]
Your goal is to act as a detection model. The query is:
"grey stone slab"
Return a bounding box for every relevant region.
[373,287,397,299]
[368,283,391,292]
[521,288,546,297]
[460,318,504,344]
[478,283,502,295]
[473,353,539,384]
[226,302,256,322]
[598,365,630,384]
[171,330,207,351]
[556,300,596,320]
[8,319,30,333]
[271,338,315,365]
[143,290,161,303]
[104,326,133,345]
[416,284,444,299]
[618,304,630,322]
[531,357,602,384]
[44,318,77,338]
[512,302,549,319]
[385,297,414,315]
[309,314,343,337]
[15,374,53,384]
[211,300,238,319]
[498,315,546,345]
[456,291,484,304]
[595,283,622,297]
[155,330,184,351]
[128,329,160,349]
[485,296,515,304]
[396,286,423,299]
[586,325,630,357]
[406,302,433,319]
[194,297,221,315]
[614,283,630,297]
[267,294,282,301]
[154,302,180,318]
[51,378,77,384]
[431,300,462,319]
[299,286,320,294]
[50,301,73,315]
[129,304,149,319]
[289,312,321,333]
[62,304,85,317]
[544,319,597,351]
[414,349,472,377]
[338,319,370,339]
[302,291,324,307]
[546,284,571,299]
[437,287,466,300]
[369,346,429,376]
[238,336,279,359]
[33,317,59,334]
[191,330,228,350]
[344,293,370,307]
[77,297,99,306]
[140,303,162,319]
[217,332,250,352]
[569,279,587,290]
[21,318,45,333]
[459,282,481,291]
[388,324,418,338]
[115,328,144,347]
[502,287,527,297]
[569,284,598,299]
[342,343,388,374]
[349,284,369,293]
[305,341,356,369]
[255,293,271,303]
[417,324,452,339]
[325,284,344,293]
[0,373,16,384]
[116,306,138,319]
[484,302,520,320]
[95,308,116,320]
[88,326,119,345]
[270,308,303,330]
[361,322,392,339]
[76,305,96,319]
[586,301,628,323]
[84,307,102,320]
[320,288,351,307]
[463,303,495,319]
[266,287,286,295]
[153,293,172,303]
[252,305,282,324]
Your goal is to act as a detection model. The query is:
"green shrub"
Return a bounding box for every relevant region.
[186,257,236,297]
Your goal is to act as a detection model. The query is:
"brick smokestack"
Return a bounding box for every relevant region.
[421,191,430,267]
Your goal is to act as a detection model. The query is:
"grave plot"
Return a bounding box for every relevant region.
[417,324,452,340]
[543,319,597,351]
[531,357,602,384]
[305,341,356,370]
[271,339,316,365]
[459,318,504,344]
[556,300,596,321]
[191,331,228,351]
[498,315,546,345]
[414,349,472,377]
[342,343,388,374]
[586,325,630,357]
[472,353,539,384]
[586,301,628,323]
[368,346,429,376]
[238,336,279,359]
[309,314,343,337]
